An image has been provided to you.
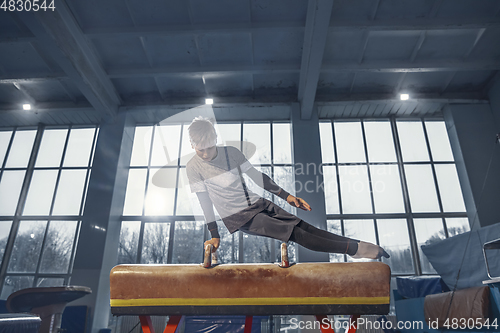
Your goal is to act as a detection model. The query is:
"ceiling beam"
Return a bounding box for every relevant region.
[356,0,379,65]
[15,0,121,118]
[0,100,93,112]
[0,92,486,115]
[12,83,37,106]
[81,18,500,38]
[0,73,67,83]
[84,21,304,38]
[464,28,486,59]
[321,59,500,73]
[3,18,500,44]
[331,17,500,31]
[317,98,488,106]
[395,31,426,94]
[102,59,500,78]
[107,64,301,77]
[3,58,500,83]
[298,0,333,119]
[118,93,487,112]
[440,28,486,94]
[410,32,427,62]
[315,91,487,103]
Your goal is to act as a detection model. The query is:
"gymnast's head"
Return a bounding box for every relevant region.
[188,116,218,161]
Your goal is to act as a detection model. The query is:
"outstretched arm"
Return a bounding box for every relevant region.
[245,167,311,211]
[196,192,220,252]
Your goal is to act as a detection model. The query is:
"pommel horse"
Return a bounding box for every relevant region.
[110,244,391,333]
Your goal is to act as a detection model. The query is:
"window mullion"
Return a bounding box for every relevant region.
[0,125,45,291]
[269,121,276,263]
[166,124,185,264]
[238,122,244,263]
[360,121,379,247]
[136,222,146,264]
[67,220,82,283]
[136,126,157,264]
[421,119,448,237]
[79,126,98,216]
[391,117,422,275]
[34,221,51,286]
[0,130,15,180]
[330,121,343,215]
[329,120,347,261]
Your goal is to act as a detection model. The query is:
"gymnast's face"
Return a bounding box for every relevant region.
[194,144,218,161]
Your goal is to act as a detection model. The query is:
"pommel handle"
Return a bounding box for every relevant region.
[280,243,289,268]
[211,249,218,265]
[203,244,213,268]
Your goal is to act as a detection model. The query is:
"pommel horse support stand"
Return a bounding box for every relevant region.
[110,243,391,333]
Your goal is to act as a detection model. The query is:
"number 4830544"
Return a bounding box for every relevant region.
[1,0,56,11]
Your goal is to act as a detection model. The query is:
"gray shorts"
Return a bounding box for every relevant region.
[238,200,302,242]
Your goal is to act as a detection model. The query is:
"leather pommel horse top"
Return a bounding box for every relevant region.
[110,262,391,316]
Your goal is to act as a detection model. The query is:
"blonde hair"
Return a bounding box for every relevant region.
[188,116,217,148]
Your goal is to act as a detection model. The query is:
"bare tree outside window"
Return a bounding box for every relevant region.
[0,222,12,263]
[1,276,34,299]
[118,221,141,264]
[7,221,47,273]
[216,221,239,264]
[141,223,171,264]
[172,221,204,264]
[243,234,272,263]
[39,221,78,274]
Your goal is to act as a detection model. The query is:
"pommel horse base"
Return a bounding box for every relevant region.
[110,244,391,333]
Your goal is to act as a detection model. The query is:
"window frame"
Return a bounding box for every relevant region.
[320,117,469,275]
[0,125,98,296]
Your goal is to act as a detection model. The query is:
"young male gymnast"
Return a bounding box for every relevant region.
[186,117,389,260]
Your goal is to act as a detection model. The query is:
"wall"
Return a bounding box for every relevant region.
[291,103,329,263]
[444,101,500,229]
[489,78,500,128]
[69,111,135,333]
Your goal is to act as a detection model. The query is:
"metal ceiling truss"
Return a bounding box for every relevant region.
[14,0,121,118]
[0,0,499,120]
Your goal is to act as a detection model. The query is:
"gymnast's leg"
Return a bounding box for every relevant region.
[289,221,390,259]
[289,222,357,255]
[294,220,349,242]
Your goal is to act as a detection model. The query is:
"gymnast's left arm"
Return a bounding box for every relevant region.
[245,167,311,211]
[196,192,220,252]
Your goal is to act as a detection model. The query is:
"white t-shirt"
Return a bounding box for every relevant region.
[186,146,267,233]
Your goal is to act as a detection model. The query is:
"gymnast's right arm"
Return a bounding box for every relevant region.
[196,192,220,252]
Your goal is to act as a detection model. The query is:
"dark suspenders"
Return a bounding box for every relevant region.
[224,147,252,206]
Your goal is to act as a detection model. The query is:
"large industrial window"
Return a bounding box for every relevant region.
[319,119,469,275]
[0,126,98,298]
[119,121,295,266]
